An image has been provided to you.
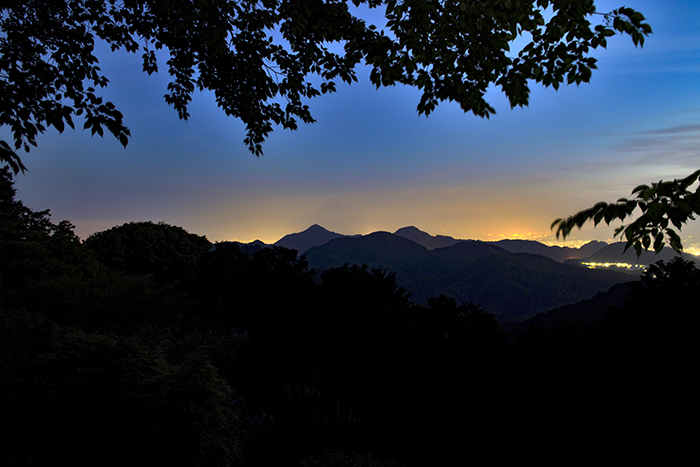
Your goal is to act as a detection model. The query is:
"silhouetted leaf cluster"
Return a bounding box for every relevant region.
[1,1,650,170]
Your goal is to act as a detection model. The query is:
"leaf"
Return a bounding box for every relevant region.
[632,184,649,195]
[593,210,605,225]
[630,11,645,22]
[653,233,664,254]
[53,118,65,134]
[633,241,641,257]
[681,169,700,186]
[0,140,29,174]
[666,228,682,246]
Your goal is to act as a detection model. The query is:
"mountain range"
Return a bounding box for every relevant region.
[275,224,608,260]
[238,224,694,321]
[273,224,691,265]
[274,224,358,256]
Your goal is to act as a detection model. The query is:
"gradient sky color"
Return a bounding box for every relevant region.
[7,1,700,251]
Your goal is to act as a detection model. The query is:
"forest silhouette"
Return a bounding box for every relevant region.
[1,166,698,466]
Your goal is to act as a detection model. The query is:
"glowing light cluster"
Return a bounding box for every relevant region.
[542,239,605,249]
[581,262,645,270]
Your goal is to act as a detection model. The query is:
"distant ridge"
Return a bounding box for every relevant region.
[567,242,697,266]
[214,239,270,256]
[391,227,609,262]
[272,224,610,263]
[493,239,607,262]
[238,239,269,255]
[393,226,462,250]
[274,224,349,255]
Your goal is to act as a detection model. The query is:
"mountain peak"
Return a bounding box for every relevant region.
[394,226,423,234]
[305,224,332,233]
[274,224,347,255]
[393,226,461,250]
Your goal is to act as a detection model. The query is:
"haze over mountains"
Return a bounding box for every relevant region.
[228,224,690,321]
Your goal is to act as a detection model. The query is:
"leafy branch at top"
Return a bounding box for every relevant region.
[1,1,651,172]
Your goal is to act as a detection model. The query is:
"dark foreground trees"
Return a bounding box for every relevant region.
[0,312,242,467]
[3,168,698,466]
[0,167,243,467]
[505,256,700,465]
[1,0,650,171]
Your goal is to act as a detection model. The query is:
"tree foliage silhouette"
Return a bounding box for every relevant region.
[1,0,650,171]
[607,256,700,348]
[85,220,212,283]
[0,317,242,467]
[0,166,102,298]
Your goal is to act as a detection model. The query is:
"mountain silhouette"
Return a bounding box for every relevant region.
[493,239,607,262]
[273,224,612,263]
[393,226,462,250]
[304,231,429,272]
[274,224,352,255]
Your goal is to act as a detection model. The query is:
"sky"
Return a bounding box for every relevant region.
[7,0,700,251]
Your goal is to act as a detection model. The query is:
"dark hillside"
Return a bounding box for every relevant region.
[304,231,428,271]
[403,251,630,320]
[503,281,632,336]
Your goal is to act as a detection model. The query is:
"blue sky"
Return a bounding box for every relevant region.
[9,0,700,251]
